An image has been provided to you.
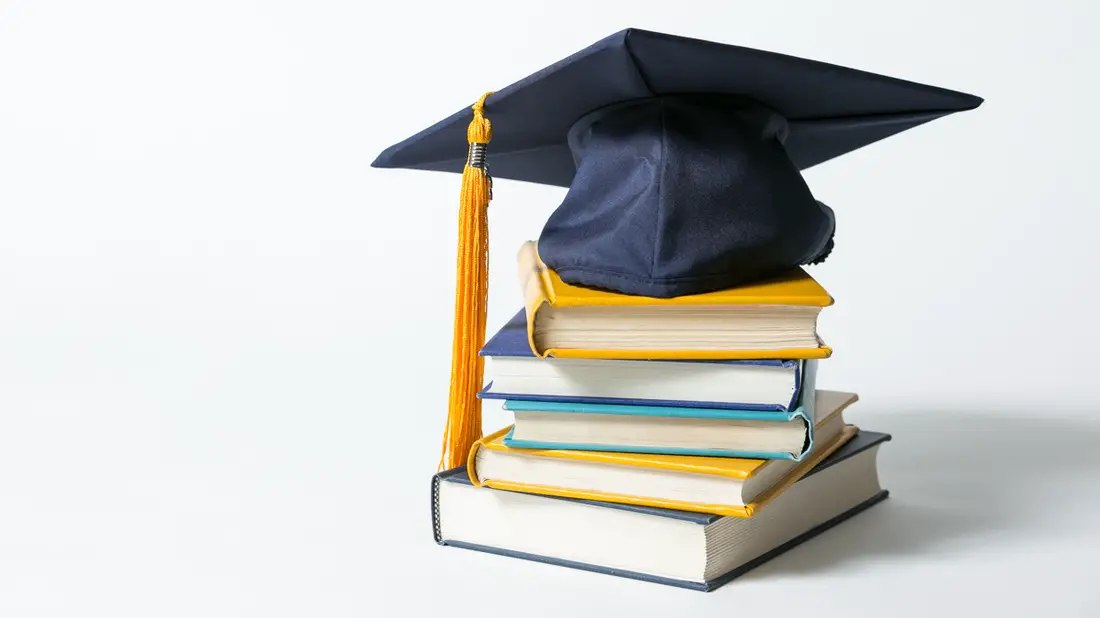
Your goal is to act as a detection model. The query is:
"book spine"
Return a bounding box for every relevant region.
[431,473,445,544]
[517,241,553,357]
[787,360,804,411]
[518,240,552,309]
[466,428,498,488]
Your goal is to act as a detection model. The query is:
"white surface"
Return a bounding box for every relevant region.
[1,0,1098,616]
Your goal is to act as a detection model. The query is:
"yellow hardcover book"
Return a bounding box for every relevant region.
[468,393,859,518]
[518,241,834,360]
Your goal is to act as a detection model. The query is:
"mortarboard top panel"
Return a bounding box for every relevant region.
[371,27,983,185]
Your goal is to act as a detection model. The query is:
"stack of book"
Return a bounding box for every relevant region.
[432,243,891,591]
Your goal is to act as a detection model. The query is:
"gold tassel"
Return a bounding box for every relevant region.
[440,92,494,471]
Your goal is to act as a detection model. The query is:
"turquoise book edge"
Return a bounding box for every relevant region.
[500,428,805,460]
[502,399,808,421]
[500,362,819,461]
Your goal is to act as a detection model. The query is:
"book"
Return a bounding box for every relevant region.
[434,430,891,591]
[499,387,854,465]
[518,241,833,360]
[480,309,812,411]
[467,395,858,517]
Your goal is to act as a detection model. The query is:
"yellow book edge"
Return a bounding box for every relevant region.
[466,424,859,519]
[518,241,834,360]
[540,346,833,361]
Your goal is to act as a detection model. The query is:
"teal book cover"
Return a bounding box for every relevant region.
[500,366,823,460]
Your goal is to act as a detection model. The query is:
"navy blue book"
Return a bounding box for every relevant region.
[431,430,890,591]
[480,309,813,412]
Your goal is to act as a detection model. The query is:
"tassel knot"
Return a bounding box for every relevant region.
[467,93,493,144]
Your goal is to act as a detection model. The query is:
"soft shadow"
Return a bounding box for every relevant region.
[739,410,1100,578]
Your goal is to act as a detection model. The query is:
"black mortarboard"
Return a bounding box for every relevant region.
[371,28,982,468]
[373,27,981,297]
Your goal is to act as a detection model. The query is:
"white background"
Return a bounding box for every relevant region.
[2,0,1099,615]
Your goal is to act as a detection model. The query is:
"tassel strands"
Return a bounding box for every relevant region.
[440,92,494,471]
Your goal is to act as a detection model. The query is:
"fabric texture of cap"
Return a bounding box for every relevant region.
[537,95,837,297]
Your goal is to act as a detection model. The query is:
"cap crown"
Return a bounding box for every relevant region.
[539,96,835,297]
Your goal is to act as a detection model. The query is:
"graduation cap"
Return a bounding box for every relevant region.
[371,28,982,469]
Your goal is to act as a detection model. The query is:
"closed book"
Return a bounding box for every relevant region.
[499,386,850,463]
[480,309,812,411]
[434,430,891,591]
[518,241,833,360]
[468,393,859,517]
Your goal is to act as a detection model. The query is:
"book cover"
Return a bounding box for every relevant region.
[467,418,859,518]
[496,384,842,463]
[479,309,807,411]
[433,430,892,591]
[518,241,834,360]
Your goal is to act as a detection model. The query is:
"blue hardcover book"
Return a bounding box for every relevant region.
[431,430,891,592]
[498,364,836,461]
[479,309,811,412]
